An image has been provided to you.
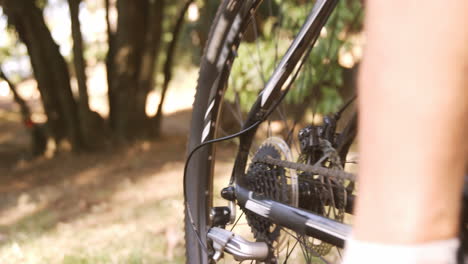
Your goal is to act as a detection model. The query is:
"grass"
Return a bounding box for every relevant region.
[0,194,186,264]
[0,66,199,264]
[0,127,191,264]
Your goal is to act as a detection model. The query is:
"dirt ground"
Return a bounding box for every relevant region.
[0,67,200,264]
[0,109,193,264]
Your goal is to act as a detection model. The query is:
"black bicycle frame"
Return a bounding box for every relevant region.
[231,0,352,247]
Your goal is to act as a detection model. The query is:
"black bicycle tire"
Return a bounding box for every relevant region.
[185,1,257,263]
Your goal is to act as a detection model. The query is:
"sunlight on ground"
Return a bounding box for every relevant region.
[0,127,358,264]
[0,140,191,264]
[0,64,199,263]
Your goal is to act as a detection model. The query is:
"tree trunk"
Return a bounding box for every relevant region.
[1,0,83,151]
[110,0,149,140]
[105,0,117,129]
[68,0,96,148]
[134,0,165,137]
[109,0,164,140]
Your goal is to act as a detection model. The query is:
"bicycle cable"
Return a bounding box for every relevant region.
[183,0,337,255]
[183,120,262,255]
[183,86,292,254]
[183,76,303,255]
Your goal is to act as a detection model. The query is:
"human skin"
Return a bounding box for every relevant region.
[354,0,468,244]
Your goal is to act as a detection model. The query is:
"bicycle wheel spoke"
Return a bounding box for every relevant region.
[234,91,244,127]
[276,102,301,154]
[337,248,343,261]
[283,240,299,264]
[251,12,267,85]
[285,119,299,147]
[299,239,310,263]
[229,211,244,232]
[282,228,330,264]
[225,97,245,127]
[267,120,272,138]
[301,236,314,263]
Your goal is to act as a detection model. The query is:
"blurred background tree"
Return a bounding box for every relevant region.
[0,0,363,157]
[0,0,199,155]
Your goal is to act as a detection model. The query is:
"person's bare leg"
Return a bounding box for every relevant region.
[354,0,468,248]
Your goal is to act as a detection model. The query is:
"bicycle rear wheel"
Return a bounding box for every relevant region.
[185,0,361,263]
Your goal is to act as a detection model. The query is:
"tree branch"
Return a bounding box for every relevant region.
[153,0,194,133]
[0,67,31,122]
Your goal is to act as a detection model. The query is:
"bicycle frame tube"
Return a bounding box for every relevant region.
[230,0,351,248]
[233,0,339,185]
[236,185,350,247]
[259,0,339,110]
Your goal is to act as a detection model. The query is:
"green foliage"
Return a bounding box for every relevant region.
[0,46,11,62]
[35,0,49,10]
[226,0,363,115]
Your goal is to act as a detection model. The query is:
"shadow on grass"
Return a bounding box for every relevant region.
[0,109,193,248]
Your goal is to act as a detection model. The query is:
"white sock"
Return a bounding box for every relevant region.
[342,237,459,264]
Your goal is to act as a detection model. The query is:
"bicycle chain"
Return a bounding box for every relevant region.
[249,139,352,256]
[253,156,356,181]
